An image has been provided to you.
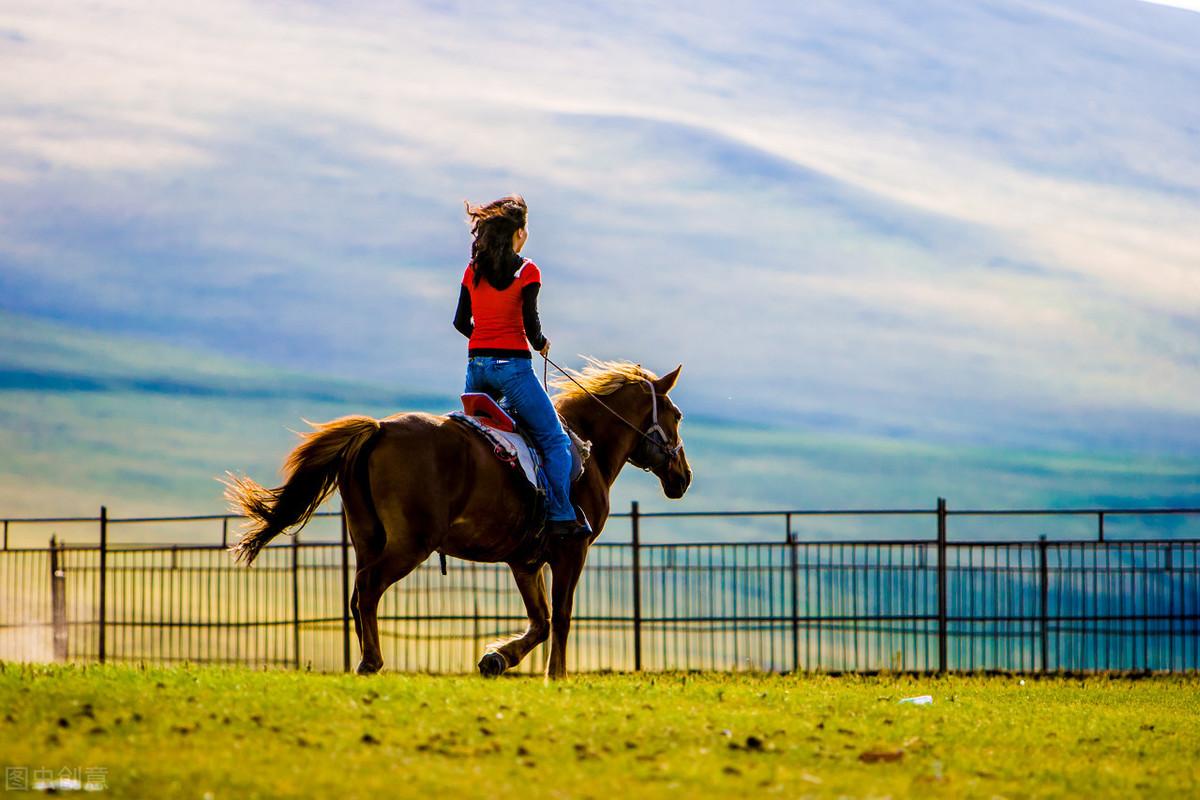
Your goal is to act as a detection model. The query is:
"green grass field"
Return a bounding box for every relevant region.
[1,664,1196,799]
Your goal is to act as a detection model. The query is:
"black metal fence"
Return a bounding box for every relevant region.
[2,501,1198,673]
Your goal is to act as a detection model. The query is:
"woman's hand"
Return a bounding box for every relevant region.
[539,340,551,358]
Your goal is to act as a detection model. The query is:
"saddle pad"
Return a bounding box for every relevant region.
[449,411,543,491]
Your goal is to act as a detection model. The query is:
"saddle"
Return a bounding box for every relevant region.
[449,393,589,493]
[446,394,591,571]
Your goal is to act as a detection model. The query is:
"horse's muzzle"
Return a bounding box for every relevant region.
[657,457,692,499]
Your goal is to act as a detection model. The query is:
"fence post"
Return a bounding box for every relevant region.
[292,531,301,670]
[787,513,800,672]
[936,497,947,674]
[1165,544,1174,671]
[631,501,642,672]
[50,536,68,662]
[1097,512,1105,543]
[98,506,107,664]
[341,508,352,673]
[1039,534,1049,673]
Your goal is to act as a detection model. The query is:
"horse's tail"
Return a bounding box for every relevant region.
[223,415,382,565]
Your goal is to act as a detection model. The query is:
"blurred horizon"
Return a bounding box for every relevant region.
[2,309,1197,534]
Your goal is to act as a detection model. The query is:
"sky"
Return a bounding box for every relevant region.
[1144,1,1200,10]
[2,0,1199,454]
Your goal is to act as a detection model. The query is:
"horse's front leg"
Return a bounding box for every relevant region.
[546,540,589,680]
[479,564,550,676]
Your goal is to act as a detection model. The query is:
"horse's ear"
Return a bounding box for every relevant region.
[655,365,682,394]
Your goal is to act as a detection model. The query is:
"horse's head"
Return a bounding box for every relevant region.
[554,359,693,500]
[626,365,692,499]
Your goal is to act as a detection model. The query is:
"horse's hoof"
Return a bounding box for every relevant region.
[478,652,507,677]
[356,659,382,676]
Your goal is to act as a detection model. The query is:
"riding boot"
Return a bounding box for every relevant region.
[546,507,592,539]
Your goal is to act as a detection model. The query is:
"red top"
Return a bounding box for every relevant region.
[461,261,542,352]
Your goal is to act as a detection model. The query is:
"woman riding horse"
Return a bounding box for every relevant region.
[224,359,691,678]
[223,202,692,678]
[452,195,588,539]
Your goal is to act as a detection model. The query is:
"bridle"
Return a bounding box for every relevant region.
[543,356,684,473]
[627,379,684,472]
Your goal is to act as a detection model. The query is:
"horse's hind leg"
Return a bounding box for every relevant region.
[354,548,428,675]
[479,565,550,677]
[351,585,363,647]
[343,515,380,671]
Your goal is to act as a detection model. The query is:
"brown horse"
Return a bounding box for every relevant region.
[223,359,691,678]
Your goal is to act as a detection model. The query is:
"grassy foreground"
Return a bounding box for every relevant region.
[0,664,1197,799]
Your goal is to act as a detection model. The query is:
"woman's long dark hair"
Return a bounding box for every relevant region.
[465,195,527,289]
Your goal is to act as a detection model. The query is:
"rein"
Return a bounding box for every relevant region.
[542,354,683,469]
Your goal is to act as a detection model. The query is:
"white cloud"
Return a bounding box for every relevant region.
[2,0,1199,446]
[1140,0,1200,11]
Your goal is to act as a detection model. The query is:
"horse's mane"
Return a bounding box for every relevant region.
[551,357,659,401]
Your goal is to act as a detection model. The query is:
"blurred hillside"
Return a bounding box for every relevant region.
[3,312,1197,545]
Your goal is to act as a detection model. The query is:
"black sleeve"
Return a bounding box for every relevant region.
[521,283,547,351]
[453,285,473,338]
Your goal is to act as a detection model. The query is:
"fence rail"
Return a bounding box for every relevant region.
[2,500,1198,673]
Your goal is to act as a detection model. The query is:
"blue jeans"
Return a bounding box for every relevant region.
[465,357,575,521]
